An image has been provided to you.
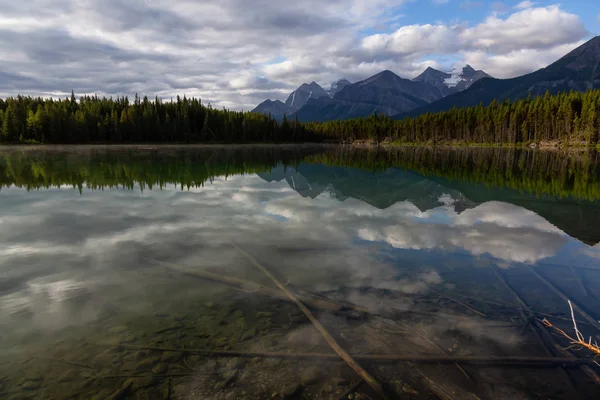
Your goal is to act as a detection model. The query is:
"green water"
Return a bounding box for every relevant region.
[1,145,599,400]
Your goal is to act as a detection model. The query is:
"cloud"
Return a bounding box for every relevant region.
[356,5,587,77]
[0,1,591,109]
[515,1,536,9]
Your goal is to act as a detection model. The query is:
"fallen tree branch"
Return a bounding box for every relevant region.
[146,258,369,315]
[541,300,600,360]
[92,343,600,366]
[228,240,387,398]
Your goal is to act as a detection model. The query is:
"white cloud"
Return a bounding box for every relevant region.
[0,2,590,109]
[515,1,536,9]
[462,5,586,53]
[356,5,588,79]
[359,6,586,58]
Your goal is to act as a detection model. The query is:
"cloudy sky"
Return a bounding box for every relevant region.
[0,0,598,110]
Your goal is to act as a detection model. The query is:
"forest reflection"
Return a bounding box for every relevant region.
[1,145,599,202]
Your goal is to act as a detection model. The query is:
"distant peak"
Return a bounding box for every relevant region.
[374,70,399,80]
[463,65,475,73]
[413,67,451,83]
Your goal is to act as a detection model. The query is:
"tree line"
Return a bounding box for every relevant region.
[0,93,314,144]
[305,89,600,145]
[0,89,599,145]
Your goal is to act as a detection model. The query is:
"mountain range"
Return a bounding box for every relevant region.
[251,36,600,123]
[252,65,489,122]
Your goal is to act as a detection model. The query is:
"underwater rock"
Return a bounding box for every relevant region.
[300,366,321,385]
[152,363,168,374]
[135,359,155,371]
[120,361,138,372]
[20,379,42,391]
[256,311,274,318]
[401,382,419,395]
[160,351,183,363]
[162,378,171,399]
[280,382,301,398]
[241,327,257,341]
[224,391,238,400]
[225,357,245,371]
[235,316,247,329]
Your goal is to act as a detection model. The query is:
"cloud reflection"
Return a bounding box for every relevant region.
[0,170,593,337]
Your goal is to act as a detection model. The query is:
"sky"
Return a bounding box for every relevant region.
[0,0,598,110]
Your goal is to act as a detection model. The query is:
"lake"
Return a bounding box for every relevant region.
[1,144,600,400]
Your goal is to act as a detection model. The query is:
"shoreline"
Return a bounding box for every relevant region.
[0,140,598,151]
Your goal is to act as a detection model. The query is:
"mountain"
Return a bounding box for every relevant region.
[411,65,491,97]
[291,70,447,122]
[444,65,491,92]
[326,79,351,97]
[284,81,329,112]
[251,65,492,122]
[395,36,600,119]
[251,99,292,120]
[412,67,453,96]
[250,81,329,120]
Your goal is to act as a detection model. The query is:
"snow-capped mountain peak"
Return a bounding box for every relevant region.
[444,68,464,88]
[444,65,492,90]
[327,78,351,97]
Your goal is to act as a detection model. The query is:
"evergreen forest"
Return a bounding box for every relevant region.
[0,89,599,145]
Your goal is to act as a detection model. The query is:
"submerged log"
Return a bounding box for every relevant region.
[229,241,387,398]
[98,343,600,367]
[146,258,369,314]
